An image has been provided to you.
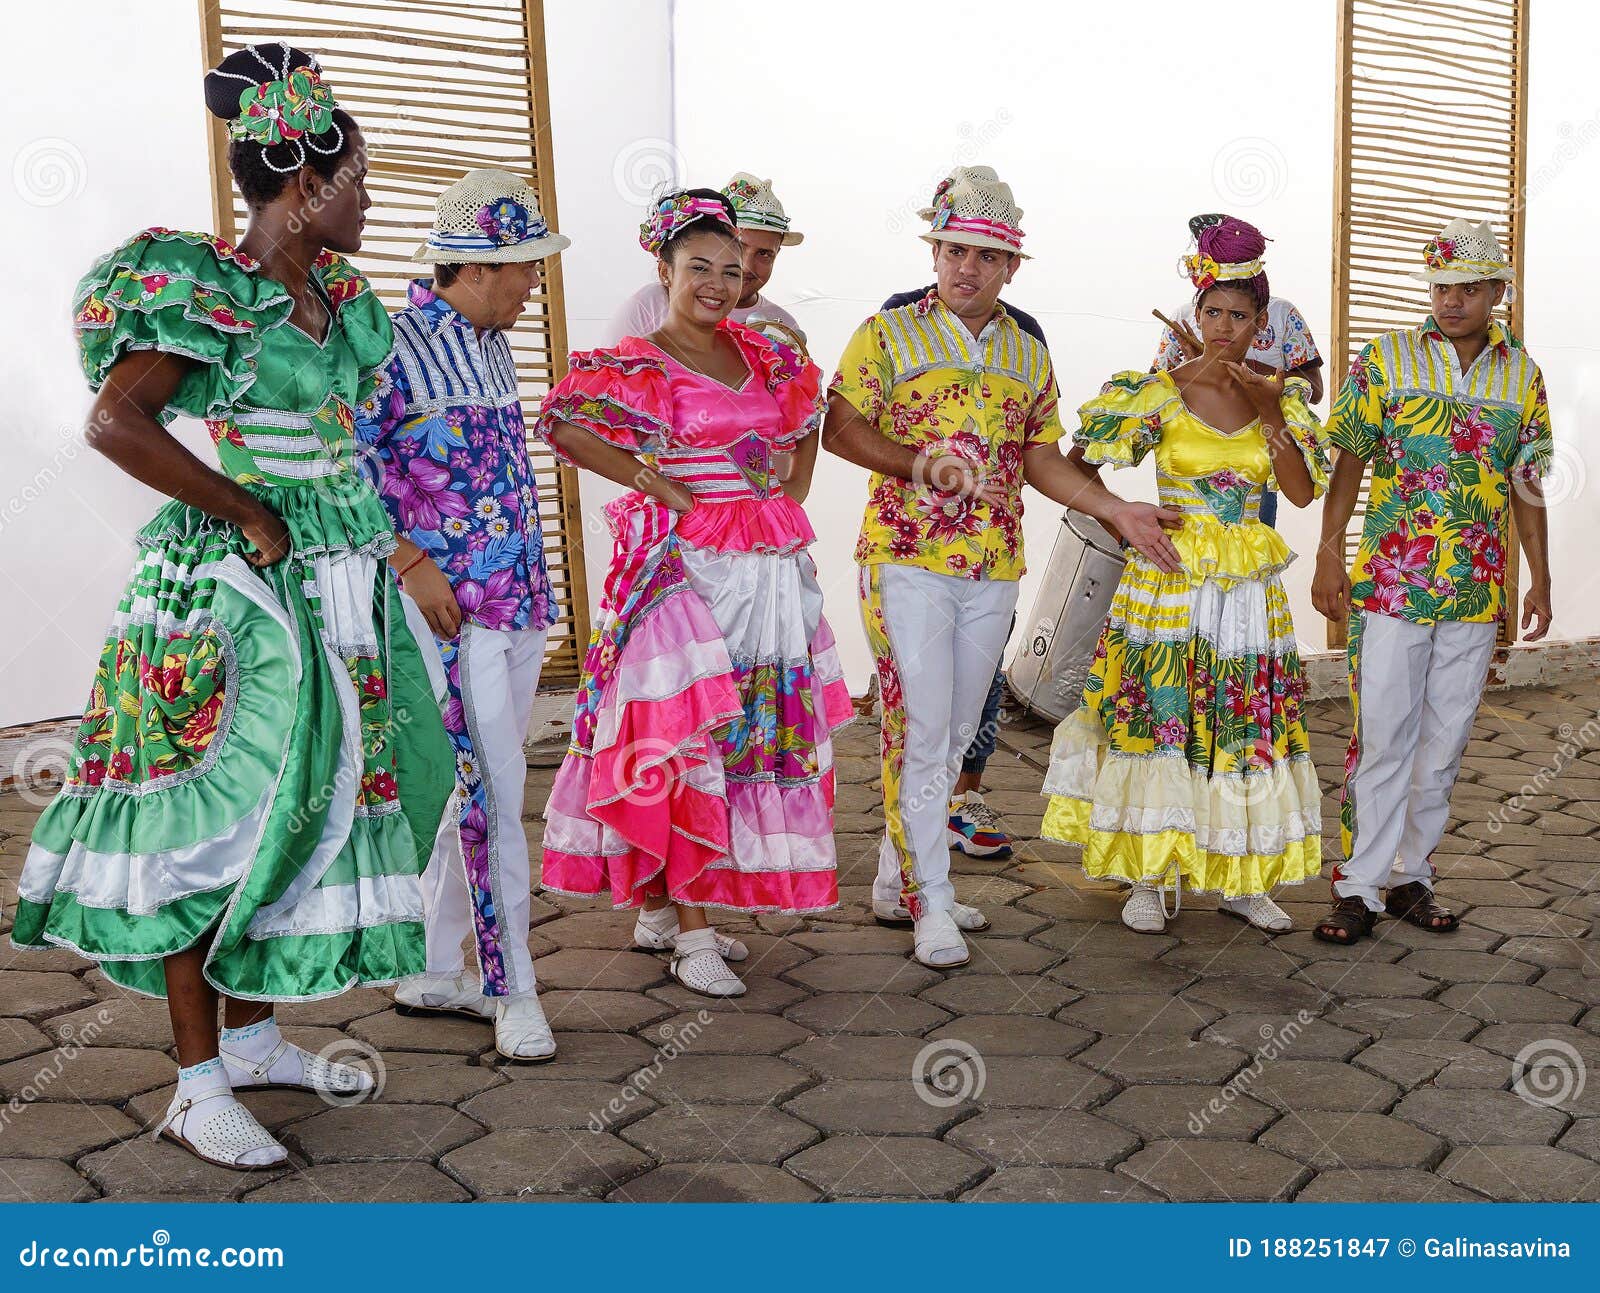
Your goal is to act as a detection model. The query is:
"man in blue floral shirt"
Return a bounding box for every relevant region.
[358,169,567,1061]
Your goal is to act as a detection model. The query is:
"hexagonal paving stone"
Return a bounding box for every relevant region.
[492,1031,658,1083]
[644,1011,808,1055]
[621,1104,819,1163]
[1293,961,1438,999]
[0,1102,141,1159]
[1438,1145,1600,1201]
[1246,1059,1400,1113]
[1293,1170,1483,1202]
[1161,944,1306,978]
[1536,970,1600,1007]
[441,1128,652,1197]
[919,974,1079,1016]
[535,911,644,949]
[1326,998,1483,1041]
[0,1018,50,1065]
[372,1052,501,1105]
[1076,1035,1247,1085]
[79,1139,285,1199]
[1180,975,1326,1015]
[0,972,95,1019]
[947,1108,1139,1168]
[0,1046,173,1101]
[1557,1119,1600,1164]
[42,998,172,1050]
[784,993,950,1036]
[625,1054,814,1106]
[1058,992,1219,1036]
[1495,937,1590,971]
[0,1159,97,1202]
[783,1079,972,1136]
[1199,1014,1367,1060]
[533,948,669,993]
[1436,982,1584,1024]
[975,1056,1118,1110]
[462,1079,654,1132]
[782,1034,932,1080]
[952,939,1061,977]
[1470,1021,1600,1064]
[1464,907,1588,938]
[784,954,939,995]
[537,990,674,1033]
[1259,1111,1446,1170]
[649,976,809,1015]
[1118,1139,1311,1201]
[784,1134,987,1200]
[347,1009,493,1056]
[964,1167,1162,1202]
[1352,1039,1509,1090]
[791,926,914,955]
[1393,1088,1569,1145]
[1099,1084,1276,1141]
[282,1104,484,1164]
[1398,948,1540,984]
[924,1014,1094,1058]
[1050,956,1196,994]
[244,1161,471,1202]
[609,1163,820,1202]
[1029,921,1176,958]
[278,987,395,1028]
[1272,931,1406,963]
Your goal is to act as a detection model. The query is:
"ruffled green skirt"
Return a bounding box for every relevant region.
[11,491,454,1000]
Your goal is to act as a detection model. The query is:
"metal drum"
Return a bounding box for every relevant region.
[1006,510,1126,724]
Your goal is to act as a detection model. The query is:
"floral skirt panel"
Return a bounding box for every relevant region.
[1040,554,1323,899]
[541,493,852,914]
[12,498,455,1001]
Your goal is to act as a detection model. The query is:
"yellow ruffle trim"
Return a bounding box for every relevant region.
[1162,514,1297,588]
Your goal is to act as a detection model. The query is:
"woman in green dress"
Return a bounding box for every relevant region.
[10,43,453,1169]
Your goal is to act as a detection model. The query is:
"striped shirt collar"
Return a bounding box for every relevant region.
[1416,313,1513,360]
[408,277,478,337]
[913,287,1011,343]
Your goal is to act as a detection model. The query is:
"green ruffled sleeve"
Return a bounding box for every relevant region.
[71,228,294,424]
[1073,370,1179,469]
[1272,375,1331,499]
[312,250,395,407]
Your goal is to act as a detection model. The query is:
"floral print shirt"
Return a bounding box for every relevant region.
[358,279,555,634]
[829,290,1065,581]
[1331,316,1551,625]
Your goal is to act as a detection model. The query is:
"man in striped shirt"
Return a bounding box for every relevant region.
[1311,219,1553,947]
[358,169,568,1060]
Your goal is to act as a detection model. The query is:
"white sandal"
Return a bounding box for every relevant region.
[152,1088,288,1171]
[633,916,749,963]
[1121,883,1169,934]
[1220,892,1293,933]
[667,946,747,998]
[220,1037,374,1099]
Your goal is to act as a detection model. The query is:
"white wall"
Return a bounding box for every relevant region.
[4,0,1597,726]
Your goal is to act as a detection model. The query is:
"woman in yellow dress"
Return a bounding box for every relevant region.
[1040,219,1330,934]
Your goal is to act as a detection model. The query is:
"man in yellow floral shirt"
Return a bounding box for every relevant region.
[1311,219,1552,947]
[824,166,1182,969]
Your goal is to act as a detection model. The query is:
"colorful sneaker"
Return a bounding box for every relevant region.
[948,791,1013,859]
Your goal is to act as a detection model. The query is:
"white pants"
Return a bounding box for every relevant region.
[862,564,1019,916]
[1334,611,1496,911]
[421,622,549,995]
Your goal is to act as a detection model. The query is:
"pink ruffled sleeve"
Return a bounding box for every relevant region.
[536,347,673,464]
[728,321,824,451]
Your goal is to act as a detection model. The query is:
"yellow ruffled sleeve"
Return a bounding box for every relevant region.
[1272,375,1331,499]
[1073,370,1179,470]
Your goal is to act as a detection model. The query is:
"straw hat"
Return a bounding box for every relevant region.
[413,167,570,264]
[1412,218,1514,288]
[722,173,803,246]
[918,165,1029,258]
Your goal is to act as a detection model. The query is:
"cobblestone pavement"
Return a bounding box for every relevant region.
[2,682,1598,1203]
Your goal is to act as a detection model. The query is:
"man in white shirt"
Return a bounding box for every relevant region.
[605,172,805,346]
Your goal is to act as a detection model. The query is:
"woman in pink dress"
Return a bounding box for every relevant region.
[538,188,851,997]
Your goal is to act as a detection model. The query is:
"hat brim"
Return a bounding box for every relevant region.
[1409,266,1513,285]
[920,230,1030,260]
[412,232,571,265]
[734,218,803,247]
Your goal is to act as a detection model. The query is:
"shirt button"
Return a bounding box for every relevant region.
[975,399,986,409]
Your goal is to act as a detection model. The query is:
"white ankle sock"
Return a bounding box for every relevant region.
[220,1017,300,1086]
[673,926,718,956]
[636,905,678,935]
[176,1056,228,1103]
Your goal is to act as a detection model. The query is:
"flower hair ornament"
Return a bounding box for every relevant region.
[1181,252,1265,292]
[210,45,343,174]
[638,194,735,256]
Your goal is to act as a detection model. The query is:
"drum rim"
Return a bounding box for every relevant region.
[1062,508,1126,561]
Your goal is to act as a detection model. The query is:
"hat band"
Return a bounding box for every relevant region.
[736,210,791,232]
[427,223,549,254]
[1425,256,1511,275]
[933,213,1024,250]
[1182,253,1264,291]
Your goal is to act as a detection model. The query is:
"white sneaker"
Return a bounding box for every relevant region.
[153,1087,288,1171]
[1220,892,1293,933]
[494,992,557,1063]
[1121,883,1167,934]
[874,898,990,932]
[913,909,970,968]
[394,970,495,1020]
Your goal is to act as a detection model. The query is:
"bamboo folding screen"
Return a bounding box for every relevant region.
[1328,0,1529,647]
[197,0,591,686]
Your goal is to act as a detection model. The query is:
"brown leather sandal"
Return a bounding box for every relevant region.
[1313,895,1377,945]
[1384,881,1459,932]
